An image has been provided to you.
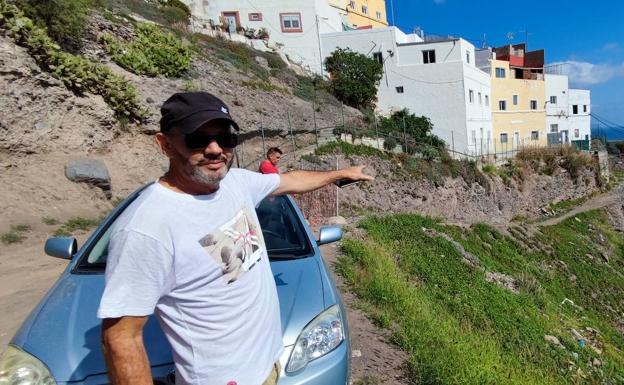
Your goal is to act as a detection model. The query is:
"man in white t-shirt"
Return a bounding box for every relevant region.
[98,92,373,385]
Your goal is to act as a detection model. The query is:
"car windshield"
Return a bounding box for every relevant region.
[77,193,313,272]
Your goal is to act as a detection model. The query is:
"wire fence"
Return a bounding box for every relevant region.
[232,109,592,222]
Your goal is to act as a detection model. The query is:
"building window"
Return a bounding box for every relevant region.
[248,12,263,21]
[572,105,578,114]
[466,51,470,64]
[500,133,508,143]
[373,52,383,64]
[550,124,559,133]
[478,92,482,104]
[349,0,355,8]
[512,95,518,105]
[422,50,436,64]
[396,86,404,93]
[485,95,489,106]
[376,11,382,19]
[495,67,506,78]
[361,5,368,14]
[583,105,587,112]
[531,131,539,140]
[530,100,537,110]
[550,96,557,104]
[469,90,474,103]
[280,13,302,33]
[574,128,580,138]
[499,100,507,111]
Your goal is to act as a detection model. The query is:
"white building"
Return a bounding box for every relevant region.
[321,27,493,156]
[182,0,346,74]
[544,73,591,146]
[568,89,591,143]
[545,74,570,145]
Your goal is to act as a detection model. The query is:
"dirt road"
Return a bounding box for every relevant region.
[539,183,623,227]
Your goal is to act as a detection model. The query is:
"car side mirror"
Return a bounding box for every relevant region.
[317,225,343,245]
[45,237,78,260]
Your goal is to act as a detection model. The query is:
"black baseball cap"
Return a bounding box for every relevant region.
[160,92,240,134]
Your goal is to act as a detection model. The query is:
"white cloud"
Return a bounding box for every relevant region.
[547,61,624,85]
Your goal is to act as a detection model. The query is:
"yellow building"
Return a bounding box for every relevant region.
[344,0,388,28]
[490,44,547,150]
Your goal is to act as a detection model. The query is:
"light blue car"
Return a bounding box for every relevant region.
[0,186,350,385]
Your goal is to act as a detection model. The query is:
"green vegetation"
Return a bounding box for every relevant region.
[102,23,192,77]
[42,216,59,226]
[99,0,189,27]
[482,163,496,175]
[1,224,31,245]
[547,195,593,215]
[325,48,383,109]
[193,34,288,82]
[15,0,97,52]
[517,146,595,181]
[54,217,100,236]
[315,141,389,159]
[338,210,624,384]
[0,0,146,121]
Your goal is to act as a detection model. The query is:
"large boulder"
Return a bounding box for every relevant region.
[65,158,112,199]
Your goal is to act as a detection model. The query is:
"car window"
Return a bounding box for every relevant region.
[78,195,313,271]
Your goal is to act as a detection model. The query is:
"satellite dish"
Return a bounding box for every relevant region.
[506,32,515,40]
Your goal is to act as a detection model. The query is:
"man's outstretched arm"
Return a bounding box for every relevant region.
[102,316,153,385]
[272,165,373,195]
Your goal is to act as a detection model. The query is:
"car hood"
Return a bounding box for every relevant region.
[14,257,324,382]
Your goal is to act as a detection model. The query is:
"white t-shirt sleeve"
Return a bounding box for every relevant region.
[97,229,175,319]
[234,169,280,206]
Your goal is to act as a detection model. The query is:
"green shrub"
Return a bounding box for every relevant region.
[315,141,388,159]
[482,163,496,175]
[15,0,96,52]
[324,48,383,109]
[102,23,192,77]
[0,1,146,121]
[383,136,397,151]
[54,216,100,236]
[159,0,190,17]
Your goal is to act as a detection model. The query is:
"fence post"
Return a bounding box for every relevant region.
[451,131,455,156]
[287,111,296,161]
[494,138,497,159]
[313,89,319,148]
[374,113,380,150]
[240,140,245,167]
[402,115,407,153]
[260,116,266,156]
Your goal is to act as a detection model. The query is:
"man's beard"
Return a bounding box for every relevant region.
[172,150,234,191]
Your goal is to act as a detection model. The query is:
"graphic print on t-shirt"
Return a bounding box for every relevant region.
[197,206,265,284]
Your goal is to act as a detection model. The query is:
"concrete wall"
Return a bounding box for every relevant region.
[321,28,493,155]
[191,0,344,74]
[569,89,591,142]
[490,59,547,147]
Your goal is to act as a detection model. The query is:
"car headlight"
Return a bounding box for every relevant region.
[0,345,56,385]
[286,304,345,373]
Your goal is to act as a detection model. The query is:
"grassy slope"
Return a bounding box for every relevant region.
[337,210,624,384]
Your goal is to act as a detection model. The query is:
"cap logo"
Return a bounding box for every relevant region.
[221,106,229,114]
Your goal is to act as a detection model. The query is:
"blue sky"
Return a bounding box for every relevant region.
[387,0,624,139]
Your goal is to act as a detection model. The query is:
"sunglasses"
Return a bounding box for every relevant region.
[183,132,238,150]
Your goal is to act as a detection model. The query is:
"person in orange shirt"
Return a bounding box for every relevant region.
[259,147,282,174]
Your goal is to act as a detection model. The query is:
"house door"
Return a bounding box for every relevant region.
[560,130,569,144]
[223,12,237,33]
[514,132,520,149]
